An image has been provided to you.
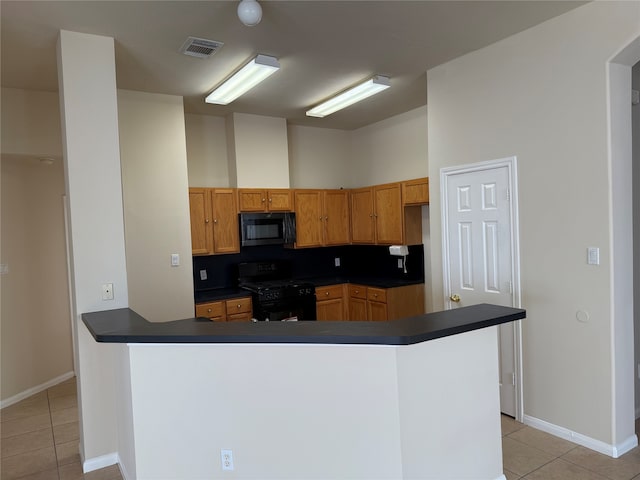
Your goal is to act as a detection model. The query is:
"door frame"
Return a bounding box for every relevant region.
[440,156,523,421]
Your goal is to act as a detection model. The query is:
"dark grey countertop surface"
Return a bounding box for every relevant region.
[195,277,424,303]
[82,304,525,346]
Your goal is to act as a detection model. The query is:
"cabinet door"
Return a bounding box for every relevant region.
[294,190,323,248]
[316,298,345,321]
[189,188,213,255]
[374,183,403,245]
[348,297,368,321]
[402,178,429,205]
[323,190,350,245]
[267,189,293,211]
[238,189,267,212]
[211,189,240,254]
[367,300,388,321]
[350,187,375,244]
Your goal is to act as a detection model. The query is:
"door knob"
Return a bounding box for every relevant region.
[449,294,461,303]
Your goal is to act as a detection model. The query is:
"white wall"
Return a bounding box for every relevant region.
[118,90,194,323]
[58,30,127,467]
[0,155,73,402]
[287,125,351,188]
[426,0,639,449]
[350,106,428,187]
[121,327,502,479]
[633,62,640,417]
[185,113,229,187]
[1,88,63,157]
[228,113,290,188]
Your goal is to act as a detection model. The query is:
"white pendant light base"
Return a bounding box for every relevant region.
[237,0,262,26]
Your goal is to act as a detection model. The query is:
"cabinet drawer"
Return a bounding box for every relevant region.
[367,287,387,303]
[196,301,225,319]
[225,297,252,315]
[227,312,253,322]
[316,284,344,300]
[348,284,367,299]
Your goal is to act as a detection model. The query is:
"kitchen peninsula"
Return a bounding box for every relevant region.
[83,304,524,479]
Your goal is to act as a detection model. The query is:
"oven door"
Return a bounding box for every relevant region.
[253,296,317,322]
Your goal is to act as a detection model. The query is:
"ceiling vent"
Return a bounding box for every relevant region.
[180,36,224,59]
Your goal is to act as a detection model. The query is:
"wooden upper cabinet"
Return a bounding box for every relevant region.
[238,188,293,212]
[402,178,429,205]
[374,183,403,245]
[294,189,350,248]
[189,187,239,255]
[189,188,213,255]
[293,190,324,248]
[350,187,375,244]
[323,190,350,246]
[211,189,240,254]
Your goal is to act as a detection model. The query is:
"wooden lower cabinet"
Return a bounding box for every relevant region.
[348,285,368,321]
[195,296,253,322]
[316,284,348,320]
[348,283,425,321]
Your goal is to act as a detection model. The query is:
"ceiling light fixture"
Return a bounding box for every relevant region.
[205,54,280,105]
[306,75,391,118]
[237,0,262,26]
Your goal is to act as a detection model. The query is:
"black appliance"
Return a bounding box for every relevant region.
[239,212,296,247]
[238,261,316,321]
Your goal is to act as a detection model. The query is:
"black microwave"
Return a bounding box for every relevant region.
[239,212,296,247]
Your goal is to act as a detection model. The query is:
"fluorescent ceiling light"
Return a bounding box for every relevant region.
[205,54,280,105]
[306,75,390,118]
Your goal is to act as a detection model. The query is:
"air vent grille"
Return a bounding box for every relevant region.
[180,37,224,59]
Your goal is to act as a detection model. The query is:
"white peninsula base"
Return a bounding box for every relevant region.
[113,325,506,479]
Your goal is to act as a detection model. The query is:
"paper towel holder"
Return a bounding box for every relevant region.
[389,245,409,256]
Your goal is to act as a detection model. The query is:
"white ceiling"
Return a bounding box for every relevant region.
[1,1,585,130]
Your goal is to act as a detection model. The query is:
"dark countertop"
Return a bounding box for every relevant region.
[82,304,525,346]
[195,277,424,303]
[194,288,250,303]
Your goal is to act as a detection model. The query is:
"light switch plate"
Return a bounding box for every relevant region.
[587,247,600,265]
[171,253,180,266]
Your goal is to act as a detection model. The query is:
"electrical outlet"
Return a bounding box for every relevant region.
[171,253,180,266]
[397,258,403,269]
[200,269,208,281]
[334,257,340,267]
[102,283,114,301]
[221,449,234,471]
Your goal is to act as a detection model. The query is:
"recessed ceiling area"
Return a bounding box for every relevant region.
[0,1,585,130]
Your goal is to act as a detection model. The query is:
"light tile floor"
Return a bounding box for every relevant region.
[1,377,121,480]
[501,415,640,479]
[3,378,640,479]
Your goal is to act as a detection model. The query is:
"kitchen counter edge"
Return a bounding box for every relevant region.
[81,304,525,346]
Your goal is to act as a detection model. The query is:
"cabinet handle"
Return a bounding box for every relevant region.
[374,293,378,297]
[262,198,266,202]
[355,290,359,294]
[269,198,273,203]
[325,291,329,296]
[205,218,210,223]
[324,216,328,220]
[319,217,323,220]
[369,213,373,217]
[214,219,218,224]
[237,304,241,309]
[207,308,212,313]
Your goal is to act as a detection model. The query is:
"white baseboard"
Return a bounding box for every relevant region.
[523,414,639,458]
[0,371,75,409]
[83,452,118,473]
[117,454,131,480]
[494,475,507,480]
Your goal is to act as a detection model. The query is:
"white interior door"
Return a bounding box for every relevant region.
[441,158,521,418]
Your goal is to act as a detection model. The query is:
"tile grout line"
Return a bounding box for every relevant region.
[48,387,62,480]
